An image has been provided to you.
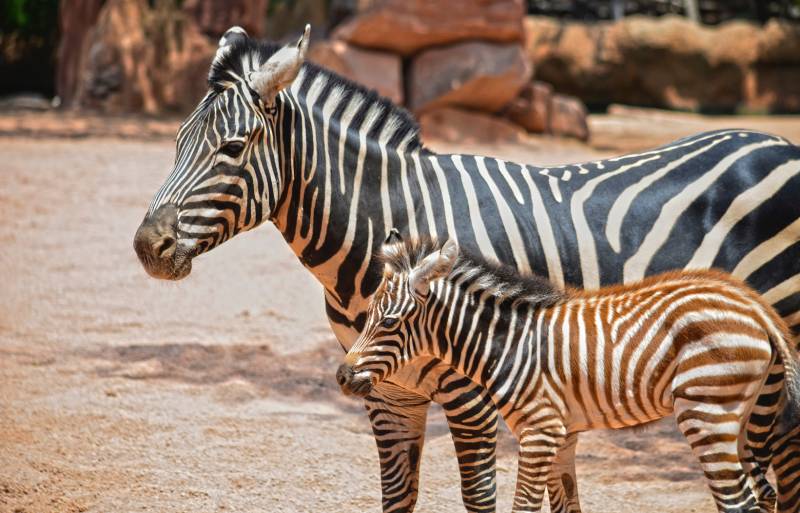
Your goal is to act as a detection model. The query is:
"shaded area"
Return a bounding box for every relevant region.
[83,340,363,413]
[0,0,59,97]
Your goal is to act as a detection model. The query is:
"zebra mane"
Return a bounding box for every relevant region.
[381,238,566,308]
[207,37,423,151]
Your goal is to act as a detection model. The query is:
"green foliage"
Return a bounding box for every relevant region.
[1,0,59,36]
[0,0,60,96]
[267,0,293,17]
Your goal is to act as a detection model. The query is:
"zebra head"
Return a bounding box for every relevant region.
[337,239,458,397]
[133,25,310,280]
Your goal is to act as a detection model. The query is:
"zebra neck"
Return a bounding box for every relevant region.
[270,73,425,307]
[433,291,541,424]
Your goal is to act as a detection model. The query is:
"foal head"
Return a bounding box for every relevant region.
[336,238,458,397]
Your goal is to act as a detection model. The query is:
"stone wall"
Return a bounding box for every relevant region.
[525,14,800,113]
[310,0,590,140]
[58,0,266,113]
[58,0,591,139]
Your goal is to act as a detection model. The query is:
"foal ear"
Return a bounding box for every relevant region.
[409,240,458,296]
[384,228,402,245]
[248,24,311,104]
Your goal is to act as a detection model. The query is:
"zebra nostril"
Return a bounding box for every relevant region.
[336,363,352,386]
[155,236,176,258]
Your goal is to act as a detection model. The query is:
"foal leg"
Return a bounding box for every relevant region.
[513,417,567,513]
[743,363,786,512]
[673,349,772,513]
[675,396,761,513]
[740,435,776,513]
[364,382,431,513]
[547,432,582,513]
[772,425,800,513]
[741,443,777,513]
[771,333,800,513]
[434,368,499,513]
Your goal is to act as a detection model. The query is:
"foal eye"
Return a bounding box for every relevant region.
[381,317,399,329]
[220,140,245,158]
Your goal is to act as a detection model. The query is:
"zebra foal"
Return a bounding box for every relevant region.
[338,238,800,513]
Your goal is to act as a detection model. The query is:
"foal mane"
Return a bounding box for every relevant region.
[381,237,566,308]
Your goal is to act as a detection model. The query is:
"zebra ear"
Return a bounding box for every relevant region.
[212,26,249,69]
[248,24,311,104]
[409,240,458,296]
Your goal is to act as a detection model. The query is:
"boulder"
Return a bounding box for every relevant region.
[308,40,403,104]
[524,14,800,113]
[419,107,529,146]
[502,81,552,133]
[333,0,525,56]
[757,18,800,64]
[707,20,760,65]
[74,0,216,114]
[408,41,531,114]
[56,0,104,108]
[746,67,800,113]
[182,0,268,39]
[548,93,589,141]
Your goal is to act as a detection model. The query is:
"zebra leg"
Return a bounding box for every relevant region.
[740,439,776,512]
[433,367,499,513]
[674,395,762,513]
[773,425,800,513]
[364,381,431,513]
[744,365,785,512]
[513,416,567,513]
[774,333,800,513]
[547,432,582,513]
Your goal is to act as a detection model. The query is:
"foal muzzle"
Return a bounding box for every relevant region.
[336,363,373,397]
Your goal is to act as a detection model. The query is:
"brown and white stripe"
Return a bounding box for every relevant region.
[339,238,800,513]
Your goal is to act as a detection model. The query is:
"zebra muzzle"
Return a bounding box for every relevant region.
[336,363,372,397]
[134,204,193,281]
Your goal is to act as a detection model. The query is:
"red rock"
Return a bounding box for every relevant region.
[334,0,524,56]
[419,107,529,146]
[56,0,104,108]
[548,94,589,141]
[524,14,800,113]
[74,0,215,114]
[182,0,268,39]
[503,81,552,133]
[408,41,531,114]
[757,18,800,64]
[308,41,403,104]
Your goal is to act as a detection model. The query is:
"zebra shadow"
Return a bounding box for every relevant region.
[84,339,364,414]
[490,416,704,485]
[84,342,708,485]
[87,341,511,445]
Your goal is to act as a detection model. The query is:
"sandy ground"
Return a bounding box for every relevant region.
[2,111,799,513]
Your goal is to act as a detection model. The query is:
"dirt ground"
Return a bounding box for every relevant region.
[2,111,799,513]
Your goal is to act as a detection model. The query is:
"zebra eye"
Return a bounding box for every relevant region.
[220,140,245,158]
[381,317,399,329]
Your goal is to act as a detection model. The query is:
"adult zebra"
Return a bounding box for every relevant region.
[133,27,800,512]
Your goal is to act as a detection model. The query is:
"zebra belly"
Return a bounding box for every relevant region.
[561,331,774,433]
[561,377,673,432]
[550,311,677,432]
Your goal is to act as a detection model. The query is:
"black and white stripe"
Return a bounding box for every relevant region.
[138,28,800,513]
